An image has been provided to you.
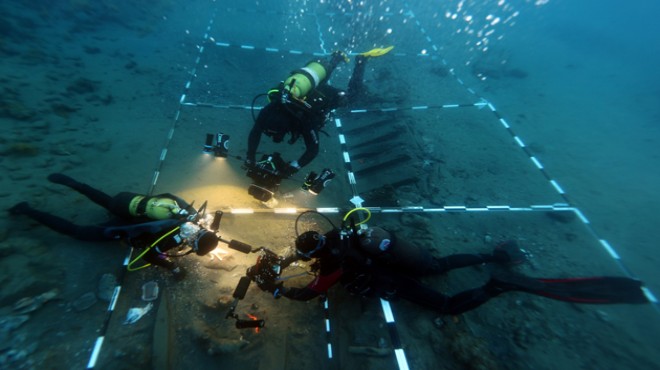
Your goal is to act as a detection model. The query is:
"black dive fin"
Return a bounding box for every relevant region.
[494,273,648,304]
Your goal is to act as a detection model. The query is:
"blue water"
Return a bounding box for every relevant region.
[1,0,659,369]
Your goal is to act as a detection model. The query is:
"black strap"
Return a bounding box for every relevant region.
[136,196,150,216]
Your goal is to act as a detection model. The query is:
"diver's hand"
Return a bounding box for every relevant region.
[280,166,298,178]
[272,286,285,299]
[281,161,300,178]
[242,159,255,170]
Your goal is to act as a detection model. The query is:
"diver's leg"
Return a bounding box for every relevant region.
[9,202,109,241]
[321,51,349,79]
[347,55,367,99]
[427,254,493,274]
[438,288,495,315]
[48,173,113,209]
[392,280,451,312]
[441,272,649,315]
[393,275,509,315]
[422,241,527,275]
[386,273,492,315]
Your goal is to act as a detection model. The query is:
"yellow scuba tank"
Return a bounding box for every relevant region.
[145,198,182,219]
[128,196,182,219]
[283,61,328,99]
[128,195,146,217]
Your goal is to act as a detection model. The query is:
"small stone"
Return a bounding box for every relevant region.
[65,155,84,166]
[0,315,30,332]
[97,274,117,302]
[72,292,98,312]
[30,120,50,130]
[96,140,112,152]
[34,157,55,168]
[595,310,612,323]
[141,281,159,302]
[9,173,31,181]
[216,295,232,306]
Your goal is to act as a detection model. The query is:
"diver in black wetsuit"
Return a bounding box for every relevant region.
[246,47,392,177]
[256,227,648,314]
[7,173,219,280]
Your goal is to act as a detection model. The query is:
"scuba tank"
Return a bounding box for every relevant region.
[282,61,327,100]
[250,51,349,131]
[129,196,183,220]
[357,227,436,273]
[268,51,348,105]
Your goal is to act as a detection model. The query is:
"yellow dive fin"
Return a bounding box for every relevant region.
[360,46,394,57]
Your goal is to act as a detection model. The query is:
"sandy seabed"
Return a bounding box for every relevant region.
[1,1,659,369]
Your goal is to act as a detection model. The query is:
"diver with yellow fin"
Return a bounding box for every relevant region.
[246,46,393,177]
[8,173,219,280]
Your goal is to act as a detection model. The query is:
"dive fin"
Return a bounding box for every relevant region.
[493,273,648,304]
[360,46,394,57]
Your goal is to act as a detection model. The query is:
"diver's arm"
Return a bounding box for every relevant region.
[347,56,367,101]
[142,250,177,270]
[279,286,321,301]
[103,219,182,239]
[246,125,262,164]
[279,268,342,301]
[296,127,320,168]
[155,193,195,215]
[280,254,302,269]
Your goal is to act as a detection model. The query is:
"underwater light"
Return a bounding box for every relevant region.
[203,132,230,158]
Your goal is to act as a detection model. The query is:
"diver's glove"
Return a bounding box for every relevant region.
[242,159,255,170]
[258,280,284,298]
[272,286,285,299]
[492,240,528,265]
[281,161,301,178]
[281,166,298,178]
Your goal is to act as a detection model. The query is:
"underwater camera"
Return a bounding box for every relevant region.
[245,153,286,202]
[225,243,280,330]
[245,248,282,287]
[203,132,230,158]
[302,168,335,195]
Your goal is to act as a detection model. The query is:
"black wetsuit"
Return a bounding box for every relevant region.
[246,55,367,168]
[11,174,196,271]
[277,229,507,315]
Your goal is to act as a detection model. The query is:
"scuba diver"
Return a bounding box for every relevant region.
[245,46,393,177]
[7,173,219,280]
[254,212,648,314]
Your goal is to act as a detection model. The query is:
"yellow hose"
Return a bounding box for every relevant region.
[127,226,180,271]
[342,207,371,226]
